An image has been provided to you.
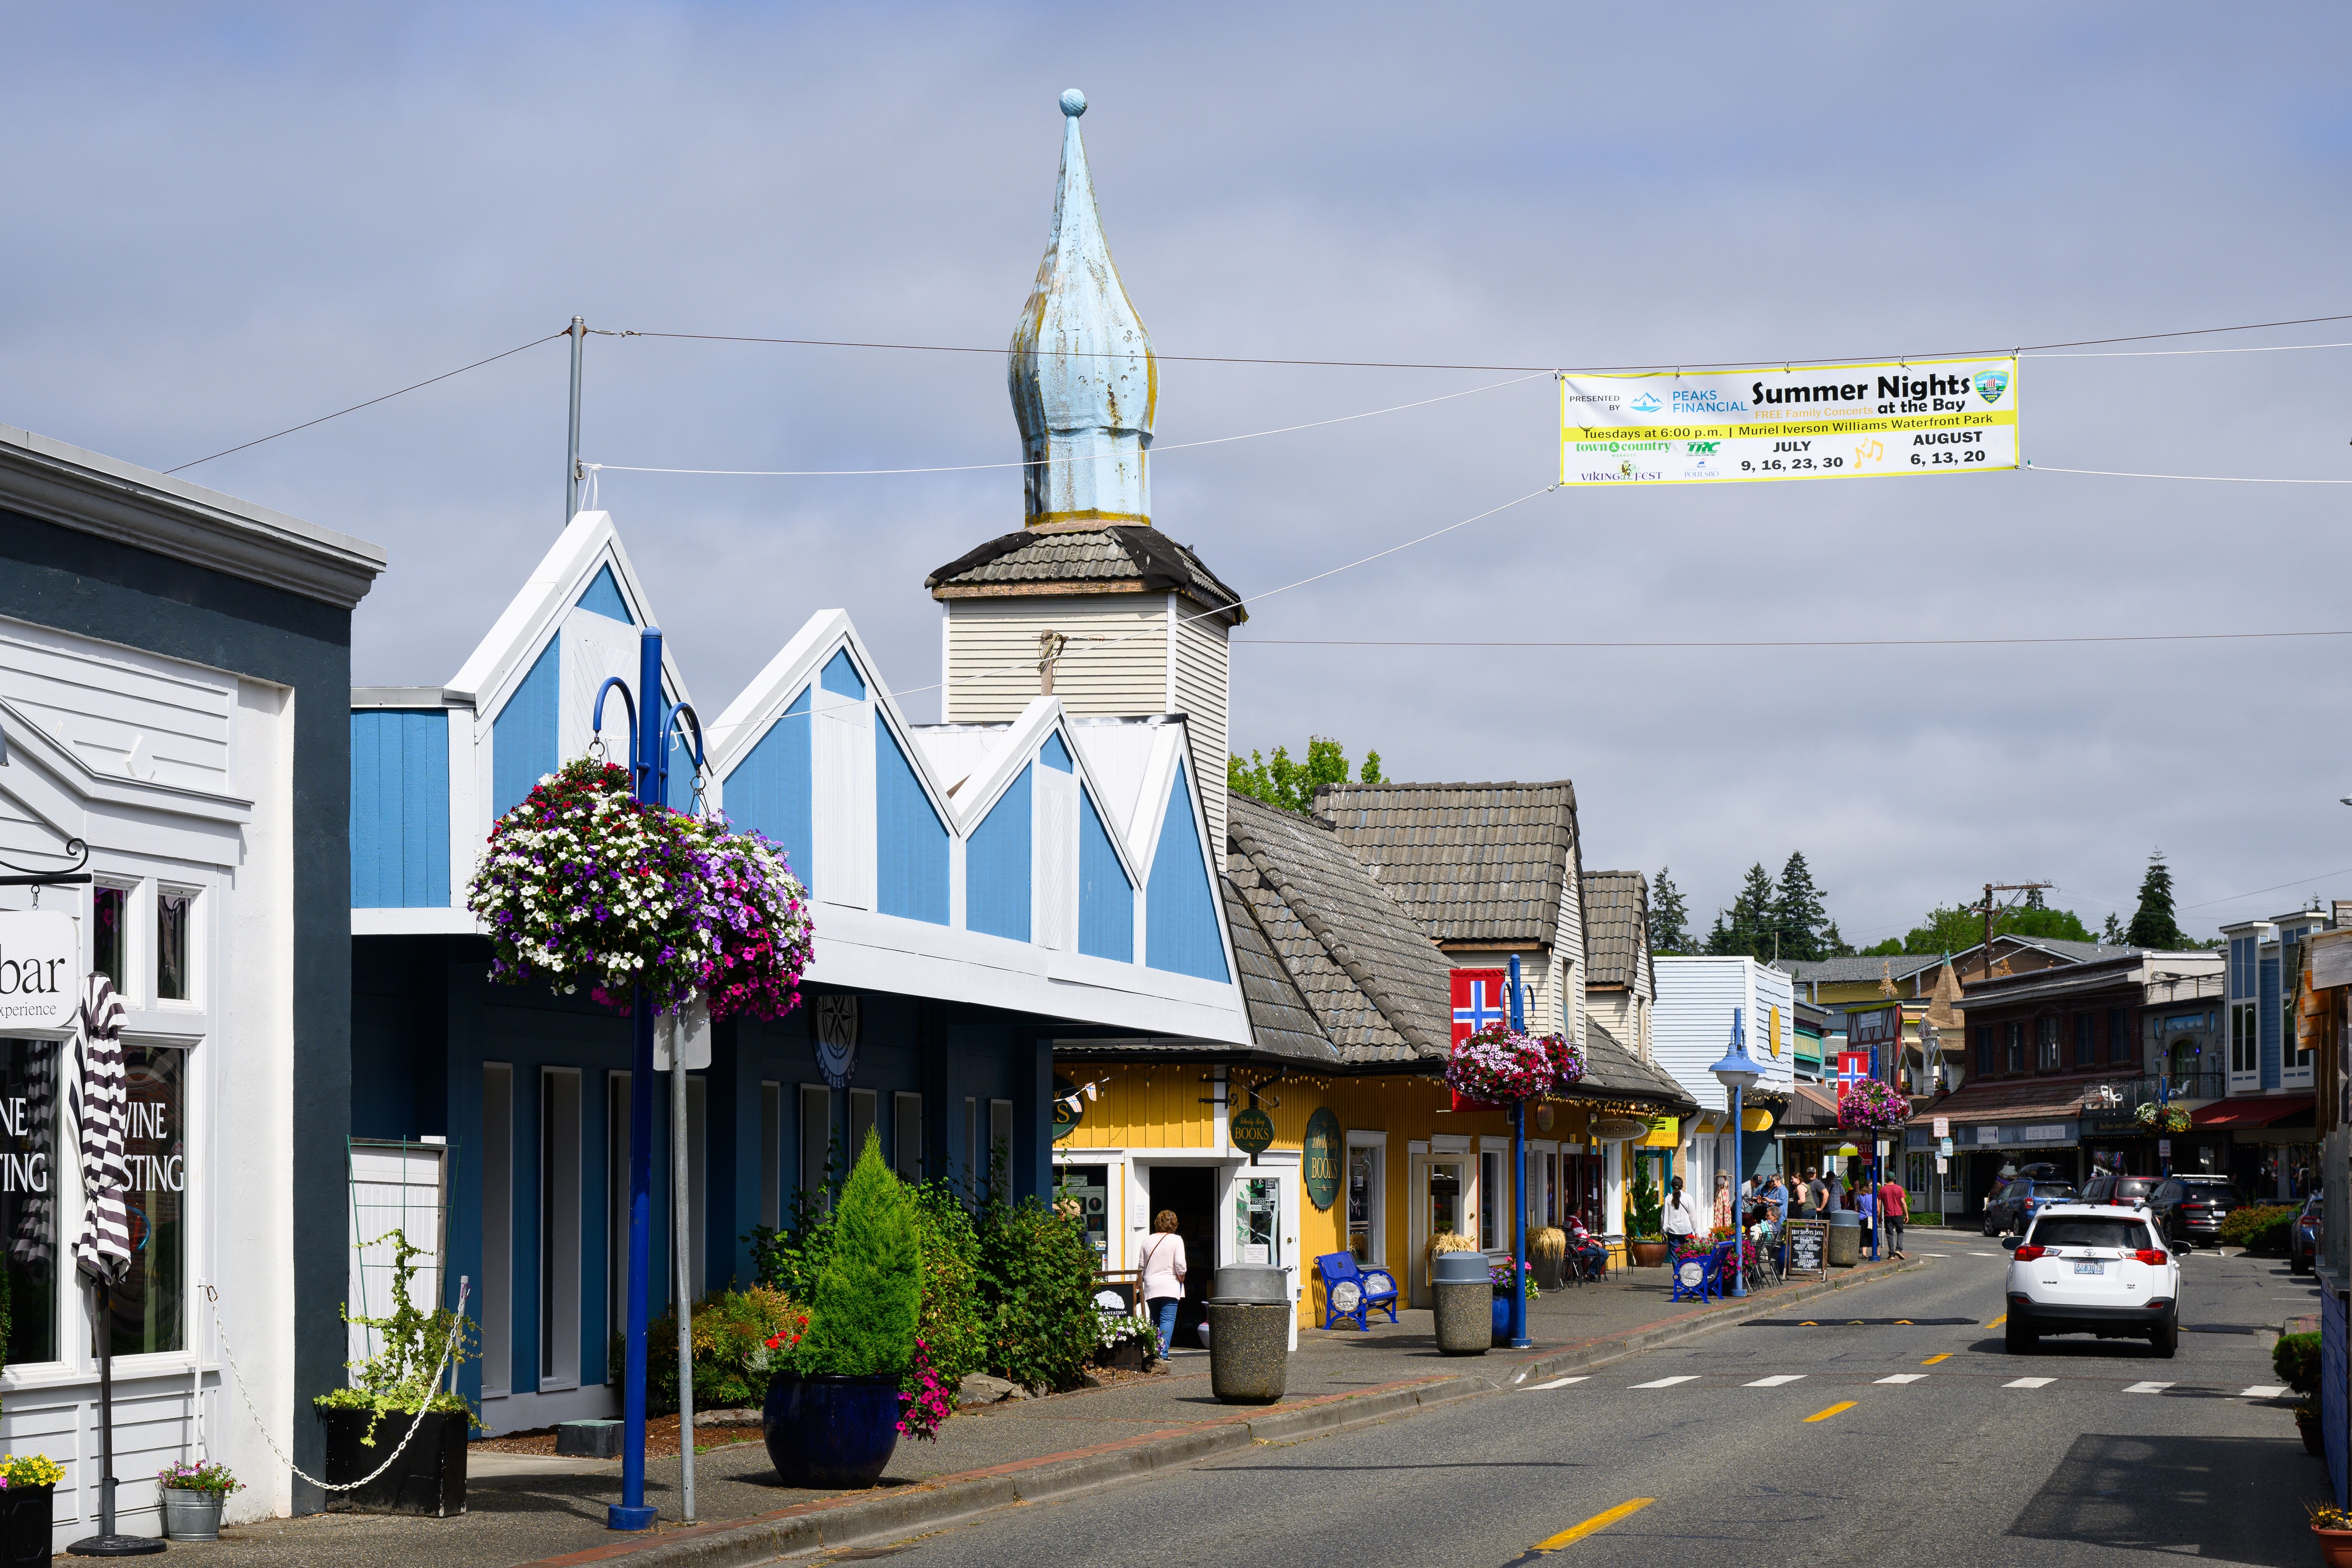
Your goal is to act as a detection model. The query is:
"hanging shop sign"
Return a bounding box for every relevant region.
[1559,355,2019,486]
[814,993,858,1089]
[1230,1106,1276,1157]
[1302,1108,1342,1210]
[1052,1075,1083,1143]
[0,911,77,1033]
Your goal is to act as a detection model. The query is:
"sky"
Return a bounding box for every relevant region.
[4,3,2349,946]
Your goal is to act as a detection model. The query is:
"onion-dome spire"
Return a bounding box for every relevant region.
[1008,88,1156,527]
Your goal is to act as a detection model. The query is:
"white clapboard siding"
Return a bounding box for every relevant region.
[1032,761,1077,949]
[1552,854,1585,1045]
[812,685,875,909]
[1171,608,1229,847]
[1654,956,1799,1111]
[0,616,236,795]
[942,596,1171,724]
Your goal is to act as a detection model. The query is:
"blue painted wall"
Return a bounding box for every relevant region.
[877,725,949,925]
[351,711,450,908]
[574,564,633,624]
[492,638,560,819]
[1078,787,1134,961]
[723,687,812,885]
[1039,732,1073,772]
[1145,763,1227,981]
[821,648,866,699]
[967,765,1032,940]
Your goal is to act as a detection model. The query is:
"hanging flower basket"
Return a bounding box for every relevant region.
[1445,1024,1586,1107]
[1836,1078,1911,1133]
[467,757,813,1019]
[2134,1102,2191,1133]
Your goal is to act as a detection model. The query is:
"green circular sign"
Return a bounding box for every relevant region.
[1229,1106,1276,1156]
[1302,1108,1342,1211]
[1052,1075,1082,1143]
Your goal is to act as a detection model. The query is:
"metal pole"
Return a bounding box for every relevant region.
[673,1041,696,1524]
[566,316,586,524]
[1731,1082,1745,1295]
[608,626,664,1533]
[1507,956,1529,1348]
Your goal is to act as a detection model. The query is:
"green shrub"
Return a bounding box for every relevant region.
[615,1286,803,1416]
[801,1130,922,1377]
[1629,1171,1664,1241]
[2276,1331,2322,1396]
[2221,1204,2296,1254]
[911,1177,986,1387]
[317,1229,478,1438]
[976,1149,1100,1393]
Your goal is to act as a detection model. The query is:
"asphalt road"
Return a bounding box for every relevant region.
[842,1240,2328,1568]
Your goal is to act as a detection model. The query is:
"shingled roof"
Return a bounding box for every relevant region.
[925,525,1246,625]
[1583,870,1649,992]
[1312,782,1579,947]
[1585,1019,1699,1113]
[1219,875,1340,1065]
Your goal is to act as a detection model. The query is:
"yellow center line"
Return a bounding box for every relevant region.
[1921,1353,1952,1365]
[1986,1314,2007,1329]
[1535,1498,1656,1551]
[1803,1401,1858,1423]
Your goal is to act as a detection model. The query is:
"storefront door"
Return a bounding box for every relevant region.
[1148,1165,1215,1348]
[1407,1155,1465,1306]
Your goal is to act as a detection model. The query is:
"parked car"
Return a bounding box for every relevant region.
[1984,1177,2078,1236]
[2081,1174,2163,1208]
[2148,1175,2246,1248]
[2291,1194,2323,1275]
[2002,1203,2186,1357]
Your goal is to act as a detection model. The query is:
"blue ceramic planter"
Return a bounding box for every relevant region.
[1490,1294,1512,1343]
[762,1374,901,1490]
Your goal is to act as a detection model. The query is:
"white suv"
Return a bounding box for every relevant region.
[2001,1202,2186,1358]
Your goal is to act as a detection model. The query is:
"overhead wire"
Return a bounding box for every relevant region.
[2026,463,2352,485]
[1230,629,2352,651]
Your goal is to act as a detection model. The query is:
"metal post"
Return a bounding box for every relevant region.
[566,316,586,524]
[673,1041,696,1524]
[608,626,664,1533]
[1507,956,1530,1348]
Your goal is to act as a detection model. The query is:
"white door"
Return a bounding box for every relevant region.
[1406,1155,1466,1307]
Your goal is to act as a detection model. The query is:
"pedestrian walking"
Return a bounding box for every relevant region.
[1138,1210,1187,1363]
[1856,1181,1877,1259]
[1794,1168,1818,1220]
[1824,1169,1845,1214]
[1663,1176,1701,1244]
[1878,1174,1909,1260]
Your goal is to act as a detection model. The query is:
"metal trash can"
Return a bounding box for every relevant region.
[1206,1267,1291,1404]
[1432,1251,1492,1357]
[1827,1210,1861,1268]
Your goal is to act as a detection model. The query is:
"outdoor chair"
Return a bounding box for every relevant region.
[1313,1251,1401,1331]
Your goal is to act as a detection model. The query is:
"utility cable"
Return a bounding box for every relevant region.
[1231,629,2352,651]
[2179,871,2352,912]
[2027,463,2352,484]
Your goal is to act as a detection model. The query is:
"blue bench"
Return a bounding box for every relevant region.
[1313,1251,1400,1331]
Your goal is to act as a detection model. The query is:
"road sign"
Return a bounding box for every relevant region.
[2159,1138,2172,1157]
[1933,1116,1950,1138]
[1939,1137,1954,1157]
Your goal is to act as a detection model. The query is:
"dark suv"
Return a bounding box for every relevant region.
[2082,1174,2162,1208]
[2149,1175,2245,1247]
[1985,1177,2078,1236]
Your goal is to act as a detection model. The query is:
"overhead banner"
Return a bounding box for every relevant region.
[1559,355,2018,486]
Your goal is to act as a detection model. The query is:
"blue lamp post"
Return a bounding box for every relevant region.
[591,628,704,1532]
[1506,955,1531,1348]
[1709,1008,1766,1298]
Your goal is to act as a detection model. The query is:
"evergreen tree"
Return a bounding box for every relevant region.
[801,1130,922,1377]
[1648,867,1692,956]
[1227,737,1382,814]
[1706,863,1778,959]
[2126,850,2185,949]
[1820,920,1855,958]
[1770,852,1830,962]
[2100,912,2125,945]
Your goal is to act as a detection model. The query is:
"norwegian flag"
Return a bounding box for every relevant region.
[1450,969,1509,1049]
[1834,1050,1871,1104]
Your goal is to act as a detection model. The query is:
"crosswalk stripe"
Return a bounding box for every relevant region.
[2004,1377,2054,1389]
[1917,1252,1950,1258]
[2124,1381,2174,1394]
[1631,1376,1699,1388]
[1970,1252,1999,1258]
[1524,1376,1588,1390]
[1744,1375,1806,1387]
[2243,1384,2289,1398]
[1875,1374,1926,1384]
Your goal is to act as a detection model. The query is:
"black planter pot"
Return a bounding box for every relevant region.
[319,1405,469,1516]
[0,1483,52,1565]
[763,1373,902,1490]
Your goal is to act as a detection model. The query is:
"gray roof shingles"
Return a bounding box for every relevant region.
[925,525,1245,623]
[1219,874,1341,1065]
[1582,870,1648,990]
[1585,1019,1699,1113]
[1312,782,1579,947]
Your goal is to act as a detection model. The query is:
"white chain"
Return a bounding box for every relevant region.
[200,1278,469,1493]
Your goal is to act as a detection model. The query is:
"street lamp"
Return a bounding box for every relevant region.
[1709,1008,1766,1298]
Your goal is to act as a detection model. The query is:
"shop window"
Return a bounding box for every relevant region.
[0,1039,57,1365]
[1236,1176,1280,1267]
[758,1082,781,1230]
[2232,1003,2259,1076]
[481,1064,513,1396]
[540,1068,581,1387]
[1478,1150,1504,1249]
[2005,1023,2023,1074]
[2073,1014,2095,1068]
[1347,1142,1383,1263]
[155,888,194,1002]
[799,1085,833,1205]
[111,1044,185,1355]
[2109,1008,2132,1065]
[1056,1164,1109,1261]
[1427,1160,1463,1240]
[893,1093,922,1183]
[849,1089,877,1161]
[91,886,128,995]
[2036,1018,2060,1072]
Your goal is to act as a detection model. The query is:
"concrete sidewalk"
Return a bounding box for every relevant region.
[200,1257,1914,1567]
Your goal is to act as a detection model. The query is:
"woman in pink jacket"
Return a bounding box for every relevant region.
[1138,1210,1188,1360]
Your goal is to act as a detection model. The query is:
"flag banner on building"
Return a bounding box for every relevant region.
[1835,1050,1871,1102]
[1559,355,2018,486]
[1448,968,1510,1112]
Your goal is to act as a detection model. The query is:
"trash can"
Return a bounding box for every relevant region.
[1206,1267,1291,1404]
[1432,1251,1493,1357]
[1827,1210,1861,1268]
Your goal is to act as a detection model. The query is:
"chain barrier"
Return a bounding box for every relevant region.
[199,1276,470,1493]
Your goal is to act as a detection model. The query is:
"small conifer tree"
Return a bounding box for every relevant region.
[800,1130,922,1377]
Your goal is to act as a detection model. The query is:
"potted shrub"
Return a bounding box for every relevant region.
[757,1130,921,1489]
[0,1453,62,1560]
[1093,1308,1158,1372]
[1628,1174,1668,1268]
[1489,1258,1538,1343]
[1529,1227,1568,1292]
[315,1229,477,1516]
[156,1459,242,1541]
[2310,1502,2352,1567]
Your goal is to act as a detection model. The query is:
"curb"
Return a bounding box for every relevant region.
[514,1261,1917,1568]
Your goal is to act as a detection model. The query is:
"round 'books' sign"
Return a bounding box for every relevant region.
[1302,1107,1342,1211]
[1229,1107,1276,1157]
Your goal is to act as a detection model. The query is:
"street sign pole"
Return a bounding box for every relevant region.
[1507,956,1530,1350]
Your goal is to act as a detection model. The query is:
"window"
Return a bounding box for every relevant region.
[1056,1164,1109,1260]
[1479,1150,1504,1249]
[759,1082,781,1230]
[155,888,193,1001]
[2036,1018,2060,1072]
[893,1093,923,1183]
[481,1065,513,1396]
[2233,1003,2259,1076]
[111,1044,185,1354]
[990,1099,1014,1193]
[1427,1160,1463,1239]
[0,1039,57,1365]
[540,1068,581,1386]
[1975,1026,1995,1076]
[800,1086,833,1205]
[91,886,128,994]
[2006,1022,2024,1074]
[1236,1176,1280,1267]
[849,1089,878,1162]
[1347,1143,1383,1262]
[2109,1008,2132,1065]
[2074,1014,2095,1068]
